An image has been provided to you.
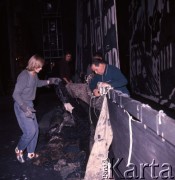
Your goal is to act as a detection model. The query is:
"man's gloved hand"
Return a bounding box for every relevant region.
[64,103,74,113]
[97,82,112,95]
[20,103,36,119]
[49,78,62,85]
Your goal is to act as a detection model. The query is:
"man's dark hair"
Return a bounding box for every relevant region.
[93,51,103,59]
[64,51,72,56]
[91,57,106,66]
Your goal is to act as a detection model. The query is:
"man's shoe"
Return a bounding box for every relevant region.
[27,153,39,161]
[15,147,25,163]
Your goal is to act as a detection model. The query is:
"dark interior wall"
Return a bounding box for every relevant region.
[22,1,43,56]
[0,0,44,88]
[13,0,76,58]
[61,0,76,74]
[61,0,76,57]
[115,0,130,81]
[0,0,11,95]
[12,0,43,59]
[0,1,9,65]
[0,0,76,95]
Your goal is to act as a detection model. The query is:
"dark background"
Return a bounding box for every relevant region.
[0,0,76,56]
[0,0,130,96]
[3,0,174,111]
[0,0,77,95]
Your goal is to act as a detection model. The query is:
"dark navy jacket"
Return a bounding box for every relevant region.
[89,64,129,94]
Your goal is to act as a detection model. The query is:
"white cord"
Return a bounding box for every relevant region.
[89,95,96,124]
[156,110,165,135]
[124,110,133,167]
[88,87,112,124]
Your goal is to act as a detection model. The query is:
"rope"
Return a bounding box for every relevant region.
[156,110,165,136]
[89,95,96,124]
[124,110,133,167]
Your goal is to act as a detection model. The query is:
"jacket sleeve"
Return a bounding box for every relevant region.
[37,76,48,87]
[89,75,98,91]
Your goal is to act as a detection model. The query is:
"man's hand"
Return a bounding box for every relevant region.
[63,77,72,84]
[97,82,112,95]
[64,103,74,113]
[20,104,36,119]
[93,89,100,97]
[49,78,62,85]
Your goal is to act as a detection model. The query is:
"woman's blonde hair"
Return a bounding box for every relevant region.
[26,54,45,71]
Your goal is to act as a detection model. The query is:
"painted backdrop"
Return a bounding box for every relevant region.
[129,0,175,109]
[76,0,120,73]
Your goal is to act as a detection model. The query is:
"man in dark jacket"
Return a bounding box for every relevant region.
[89,58,129,97]
[59,51,73,84]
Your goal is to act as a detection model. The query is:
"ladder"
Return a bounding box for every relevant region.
[41,0,64,62]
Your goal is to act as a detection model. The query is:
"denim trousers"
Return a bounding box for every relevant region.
[14,101,39,153]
